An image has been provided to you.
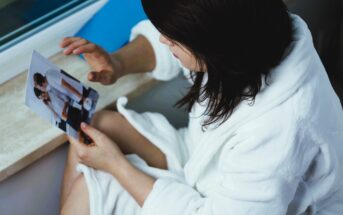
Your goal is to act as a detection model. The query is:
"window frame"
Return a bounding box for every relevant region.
[0,0,108,85]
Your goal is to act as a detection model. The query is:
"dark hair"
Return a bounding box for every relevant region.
[34,87,43,99]
[33,73,46,86]
[142,0,293,127]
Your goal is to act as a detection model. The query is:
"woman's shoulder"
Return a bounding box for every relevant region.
[218,73,342,172]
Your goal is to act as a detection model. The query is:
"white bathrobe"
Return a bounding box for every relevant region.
[77,14,343,215]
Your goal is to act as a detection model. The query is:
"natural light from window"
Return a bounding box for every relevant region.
[0,0,95,52]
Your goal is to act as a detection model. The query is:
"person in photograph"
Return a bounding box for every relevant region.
[33,87,83,139]
[33,71,83,104]
[34,71,93,112]
[33,87,64,128]
[60,0,343,214]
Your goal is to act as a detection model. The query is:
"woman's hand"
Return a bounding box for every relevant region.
[72,122,157,206]
[70,122,126,174]
[60,37,123,85]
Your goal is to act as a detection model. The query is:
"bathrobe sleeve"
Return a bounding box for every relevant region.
[140,115,319,215]
[129,20,183,81]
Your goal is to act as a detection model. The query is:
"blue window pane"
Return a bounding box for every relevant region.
[0,0,95,50]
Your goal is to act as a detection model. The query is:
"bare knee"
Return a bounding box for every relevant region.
[60,175,89,215]
[91,110,126,134]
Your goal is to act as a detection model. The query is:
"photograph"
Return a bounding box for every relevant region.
[25,51,99,143]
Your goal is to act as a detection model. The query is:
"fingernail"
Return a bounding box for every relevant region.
[81,122,87,129]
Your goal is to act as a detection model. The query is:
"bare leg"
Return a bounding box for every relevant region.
[60,175,89,215]
[60,138,82,207]
[60,110,168,210]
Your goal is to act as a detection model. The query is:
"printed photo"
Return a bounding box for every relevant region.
[25,51,99,143]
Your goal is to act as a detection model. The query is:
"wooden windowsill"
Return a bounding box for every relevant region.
[0,52,157,182]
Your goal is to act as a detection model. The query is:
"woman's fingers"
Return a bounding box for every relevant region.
[73,43,97,55]
[87,72,97,82]
[87,71,104,83]
[61,37,116,85]
[63,39,89,55]
[87,70,113,84]
[61,37,100,55]
[81,123,106,144]
[60,37,82,48]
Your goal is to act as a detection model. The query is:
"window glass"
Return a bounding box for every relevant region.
[0,0,94,51]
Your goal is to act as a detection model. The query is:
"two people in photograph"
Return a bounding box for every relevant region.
[33,69,92,141]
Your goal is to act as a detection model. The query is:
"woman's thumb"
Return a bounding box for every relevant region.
[87,71,100,82]
[88,70,113,85]
[81,122,103,143]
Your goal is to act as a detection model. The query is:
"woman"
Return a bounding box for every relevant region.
[60,0,343,214]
